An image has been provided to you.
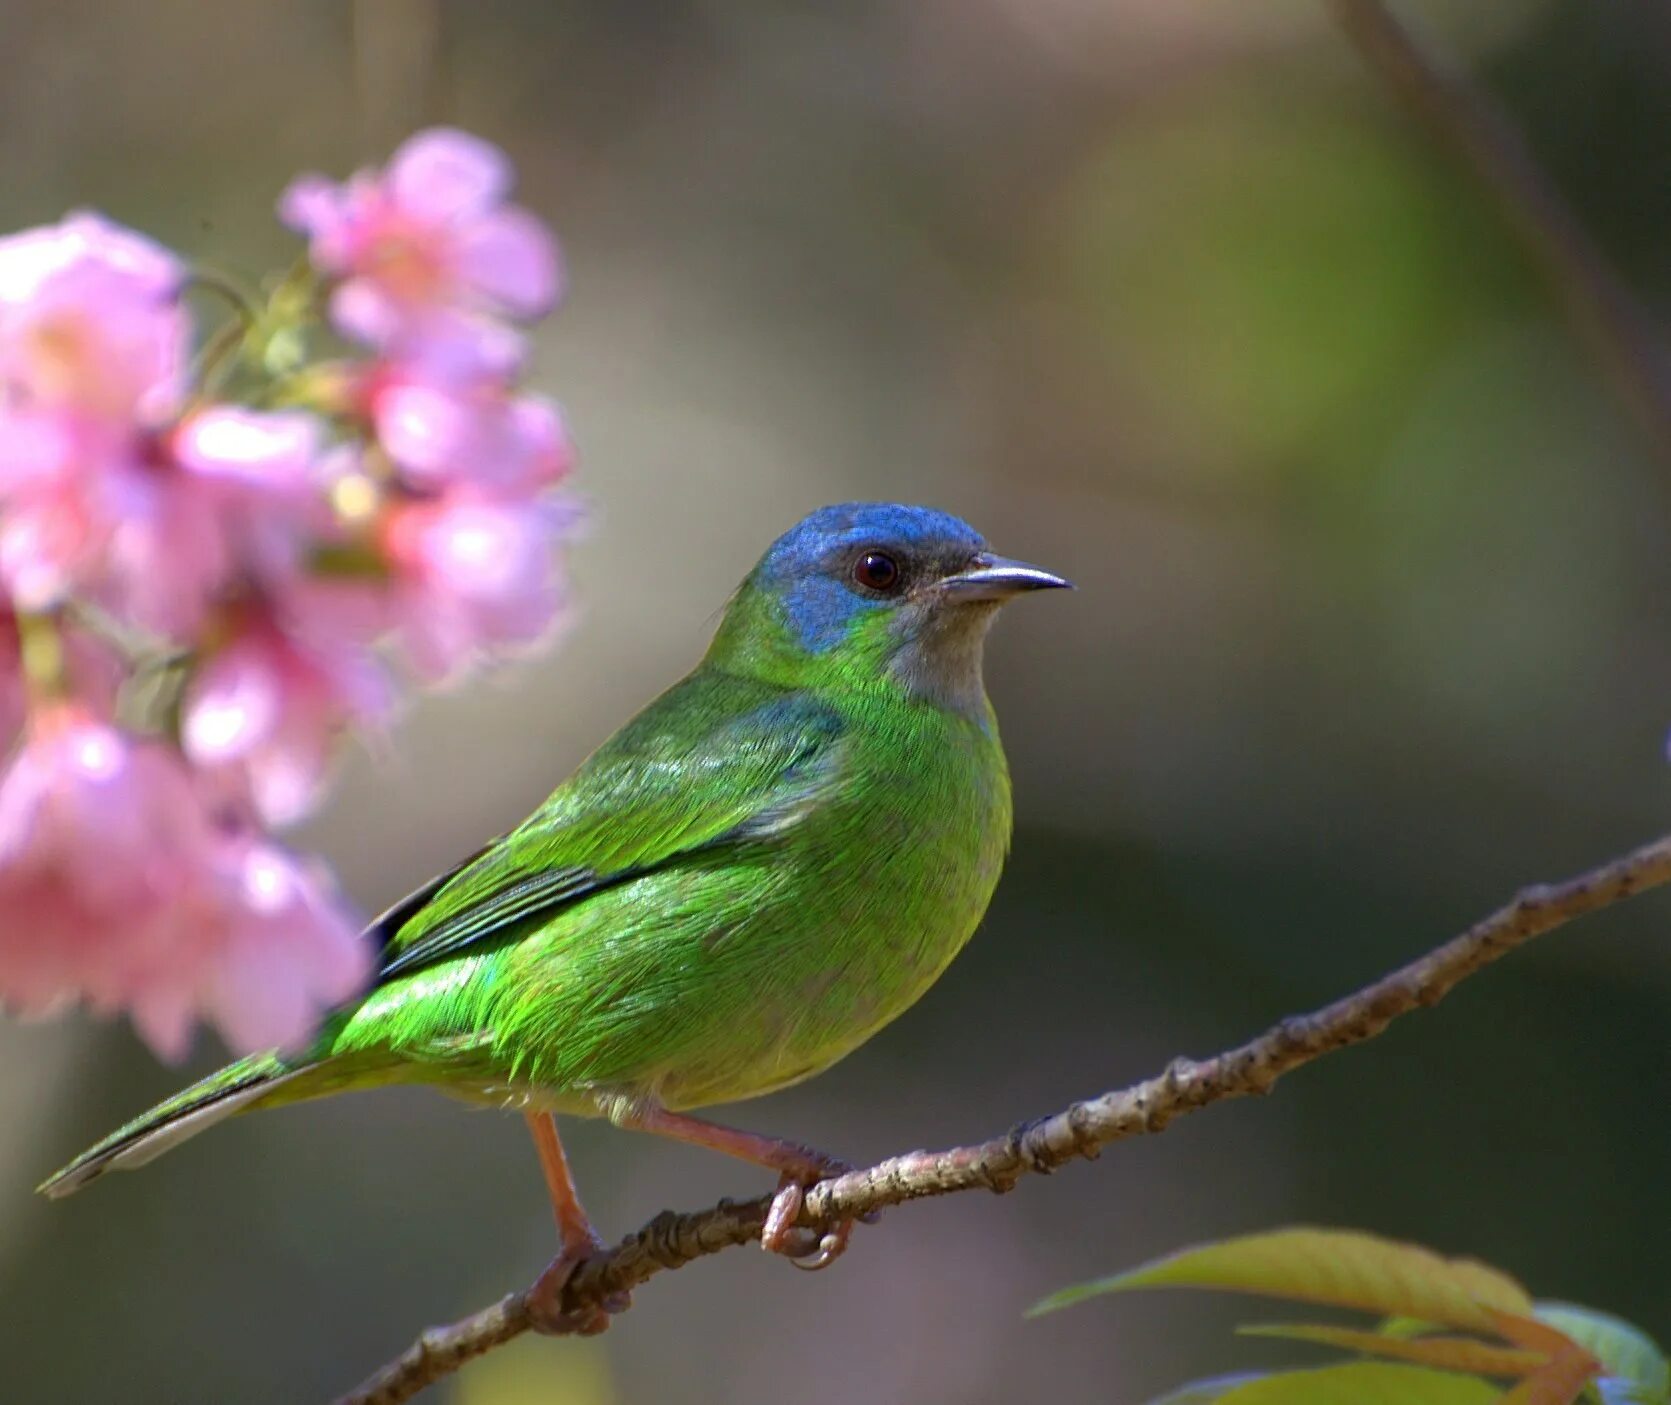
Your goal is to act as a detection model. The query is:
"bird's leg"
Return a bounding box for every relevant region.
[607,1099,860,1270]
[523,1111,629,1334]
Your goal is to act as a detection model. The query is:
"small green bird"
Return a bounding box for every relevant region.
[41,502,1068,1330]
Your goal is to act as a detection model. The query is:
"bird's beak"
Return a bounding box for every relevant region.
[939,551,1073,602]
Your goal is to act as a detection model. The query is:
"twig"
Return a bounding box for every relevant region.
[352,0,444,159]
[184,268,260,327]
[1326,0,1671,470]
[333,830,1671,1405]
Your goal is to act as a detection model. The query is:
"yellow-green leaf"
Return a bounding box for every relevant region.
[1534,1304,1670,1403]
[1380,1316,1443,1339]
[1213,1362,1501,1404]
[1028,1228,1533,1333]
[1237,1322,1545,1377]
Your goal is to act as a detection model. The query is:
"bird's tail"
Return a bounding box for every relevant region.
[36,1053,308,1199]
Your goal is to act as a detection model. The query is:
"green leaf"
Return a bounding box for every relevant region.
[1534,1304,1670,1405]
[1379,1317,1443,1339]
[1213,1362,1501,1404]
[1237,1322,1543,1378]
[1028,1227,1532,1333]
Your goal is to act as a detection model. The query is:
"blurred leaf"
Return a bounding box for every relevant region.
[1028,1227,1532,1332]
[1053,84,1478,473]
[1534,1304,1670,1405]
[1142,1374,1270,1405]
[1213,1362,1502,1404]
[1238,1322,1544,1377]
[1381,1317,1444,1339]
[452,1334,616,1405]
[1490,1313,1602,1405]
[1498,1357,1597,1405]
[1597,1384,1669,1405]
[1497,1313,1601,1356]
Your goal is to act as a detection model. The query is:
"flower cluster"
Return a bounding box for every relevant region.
[0,129,577,1059]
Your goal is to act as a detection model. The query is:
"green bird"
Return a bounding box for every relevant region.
[40,502,1068,1330]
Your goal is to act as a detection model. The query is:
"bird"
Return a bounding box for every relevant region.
[39,501,1069,1332]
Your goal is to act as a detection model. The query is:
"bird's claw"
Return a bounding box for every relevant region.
[760,1165,864,1270]
[526,1239,632,1336]
[789,1225,852,1271]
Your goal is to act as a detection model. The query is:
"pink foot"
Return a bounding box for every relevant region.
[602,1101,870,1273]
[761,1165,861,1271]
[526,1239,631,1336]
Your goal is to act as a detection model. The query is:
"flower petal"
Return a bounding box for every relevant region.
[181,640,281,766]
[277,174,343,240]
[455,207,561,318]
[387,128,511,224]
[329,278,403,348]
[375,381,475,480]
[175,407,320,493]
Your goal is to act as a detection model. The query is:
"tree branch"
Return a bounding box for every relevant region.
[333,830,1671,1405]
[1326,0,1671,472]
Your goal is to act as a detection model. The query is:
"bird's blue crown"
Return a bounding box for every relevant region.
[753,502,985,652]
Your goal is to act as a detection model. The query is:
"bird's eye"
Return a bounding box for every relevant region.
[852,550,902,593]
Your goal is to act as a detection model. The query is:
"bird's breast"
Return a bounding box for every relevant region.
[655,704,1012,1108]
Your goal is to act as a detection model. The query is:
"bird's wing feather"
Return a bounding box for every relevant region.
[374,681,848,981]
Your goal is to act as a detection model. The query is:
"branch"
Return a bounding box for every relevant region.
[334,830,1671,1405]
[1326,0,1671,472]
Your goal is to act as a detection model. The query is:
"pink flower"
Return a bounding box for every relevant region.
[11,406,327,639]
[383,311,528,385]
[0,212,187,425]
[0,413,113,609]
[380,491,576,681]
[98,458,235,638]
[373,374,573,495]
[0,423,232,633]
[126,838,369,1061]
[280,128,560,355]
[162,406,329,605]
[0,214,192,613]
[0,706,367,1058]
[182,608,394,826]
[174,406,320,497]
[0,133,584,1067]
[0,708,219,1013]
[0,224,324,637]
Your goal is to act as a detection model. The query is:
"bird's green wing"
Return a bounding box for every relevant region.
[374,678,847,981]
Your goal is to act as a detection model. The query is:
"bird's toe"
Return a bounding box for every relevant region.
[760,1174,860,1269]
[526,1246,628,1336]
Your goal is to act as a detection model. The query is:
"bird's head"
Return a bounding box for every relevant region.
[708,502,1069,713]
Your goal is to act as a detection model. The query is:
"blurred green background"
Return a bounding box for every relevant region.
[2,2,1668,1401]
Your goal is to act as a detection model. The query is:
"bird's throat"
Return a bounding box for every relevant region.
[886,604,999,721]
